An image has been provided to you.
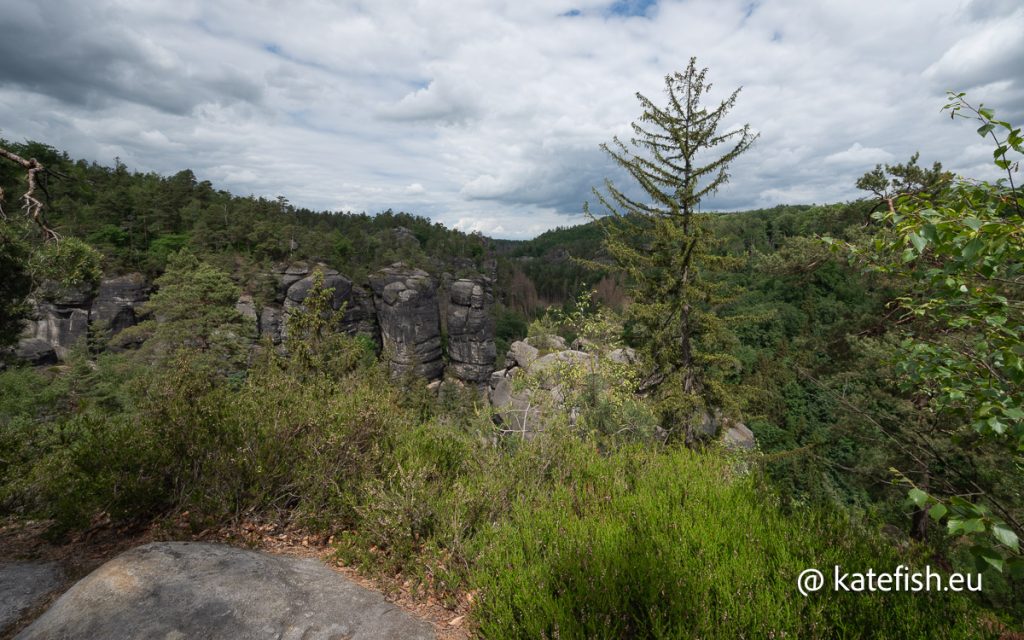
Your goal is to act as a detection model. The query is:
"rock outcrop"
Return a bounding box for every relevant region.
[10,261,498,386]
[489,338,597,436]
[721,421,756,450]
[0,561,62,635]
[90,274,150,347]
[690,409,756,450]
[488,339,757,450]
[15,276,150,361]
[369,264,443,380]
[12,338,57,366]
[445,277,496,384]
[16,542,433,640]
[258,263,378,346]
[20,290,91,360]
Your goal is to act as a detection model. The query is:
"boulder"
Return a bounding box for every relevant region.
[505,340,539,370]
[721,422,756,451]
[285,272,351,307]
[369,264,443,380]
[529,350,597,389]
[489,368,508,389]
[490,347,598,435]
[489,375,547,437]
[16,542,433,640]
[89,274,149,338]
[524,334,567,351]
[0,561,62,634]
[445,278,496,384]
[607,347,638,365]
[275,262,315,297]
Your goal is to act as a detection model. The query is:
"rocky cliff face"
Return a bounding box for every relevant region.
[368,264,444,380]
[258,262,378,346]
[90,274,150,346]
[10,262,497,385]
[14,276,151,364]
[20,287,91,361]
[445,277,497,384]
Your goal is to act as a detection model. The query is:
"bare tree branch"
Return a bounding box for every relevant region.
[0,146,60,240]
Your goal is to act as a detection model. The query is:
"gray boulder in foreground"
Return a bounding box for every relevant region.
[17,542,434,640]
[0,562,62,634]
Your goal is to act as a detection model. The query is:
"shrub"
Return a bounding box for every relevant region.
[471,441,981,639]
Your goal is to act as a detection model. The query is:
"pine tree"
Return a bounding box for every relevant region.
[117,250,252,373]
[587,58,757,442]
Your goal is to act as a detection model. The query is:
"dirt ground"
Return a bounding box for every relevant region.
[0,515,472,640]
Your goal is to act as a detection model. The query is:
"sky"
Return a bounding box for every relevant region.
[1,0,1021,239]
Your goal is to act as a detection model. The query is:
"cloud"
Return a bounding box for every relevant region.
[0,0,1018,239]
[824,143,894,166]
[378,80,481,123]
[924,7,1024,91]
[0,2,262,115]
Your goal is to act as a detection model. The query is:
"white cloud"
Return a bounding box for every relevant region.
[0,0,1019,239]
[824,143,894,166]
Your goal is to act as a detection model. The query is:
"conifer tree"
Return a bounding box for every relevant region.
[587,58,757,441]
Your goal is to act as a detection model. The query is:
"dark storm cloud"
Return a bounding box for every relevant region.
[0,2,261,115]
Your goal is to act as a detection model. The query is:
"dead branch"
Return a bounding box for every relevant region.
[0,146,60,240]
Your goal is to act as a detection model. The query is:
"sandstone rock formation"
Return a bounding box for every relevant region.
[445,277,496,384]
[10,260,498,387]
[89,274,150,337]
[489,339,597,436]
[720,419,756,451]
[258,262,378,346]
[16,542,433,640]
[12,338,57,366]
[693,409,756,450]
[369,264,443,380]
[0,562,62,635]
[20,291,90,360]
[488,339,757,449]
[15,275,150,361]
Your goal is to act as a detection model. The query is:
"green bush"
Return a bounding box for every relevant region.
[471,441,982,639]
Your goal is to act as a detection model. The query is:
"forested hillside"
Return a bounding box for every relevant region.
[1,82,1021,637]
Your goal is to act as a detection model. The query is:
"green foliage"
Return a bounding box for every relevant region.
[493,303,528,359]
[843,93,1023,576]
[28,237,103,293]
[146,233,190,269]
[284,270,377,378]
[854,152,952,206]
[472,443,979,639]
[0,327,402,532]
[588,57,756,441]
[118,250,252,371]
[0,220,32,348]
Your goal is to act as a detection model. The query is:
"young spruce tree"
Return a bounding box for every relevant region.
[587,58,757,442]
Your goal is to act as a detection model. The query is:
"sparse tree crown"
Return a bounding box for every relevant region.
[587,58,757,442]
